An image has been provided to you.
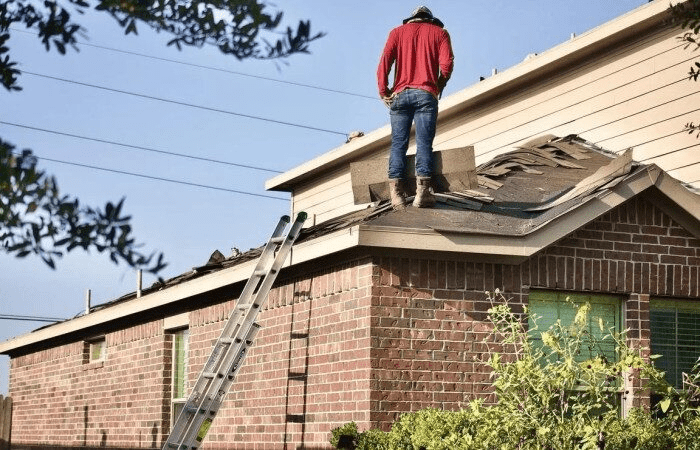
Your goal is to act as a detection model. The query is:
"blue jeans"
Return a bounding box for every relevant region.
[388,88,438,180]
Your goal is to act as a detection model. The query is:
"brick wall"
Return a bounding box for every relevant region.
[10,322,168,450]
[7,197,699,448]
[369,197,700,428]
[184,257,374,449]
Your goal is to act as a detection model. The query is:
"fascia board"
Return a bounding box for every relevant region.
[654,169,700,220]
[0,226,360,355]
[264,0,673,192]
[651,168,700,238]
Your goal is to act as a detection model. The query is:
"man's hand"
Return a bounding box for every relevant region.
[382,96,394,108]
[437,74,448,99]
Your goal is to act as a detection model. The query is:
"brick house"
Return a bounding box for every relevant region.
[2,2,700,450]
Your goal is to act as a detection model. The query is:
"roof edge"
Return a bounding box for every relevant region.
[0,226,360,355]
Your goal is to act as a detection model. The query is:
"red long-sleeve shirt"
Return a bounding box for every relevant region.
[377,21,454,98]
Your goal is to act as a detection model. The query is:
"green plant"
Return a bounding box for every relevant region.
[330,290,700,449]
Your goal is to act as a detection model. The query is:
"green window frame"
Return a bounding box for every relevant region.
[171,328,189,425]
[650,299,700,389]
[528,291,621,363]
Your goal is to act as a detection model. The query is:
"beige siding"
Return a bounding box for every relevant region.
[293,22,700,225]
[292,167,370,226]
[438,26,698,169]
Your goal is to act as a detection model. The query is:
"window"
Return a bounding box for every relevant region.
[85,337,106,363]
[650,299,700,389]
[528,291,621,363]
[171,328,189,426]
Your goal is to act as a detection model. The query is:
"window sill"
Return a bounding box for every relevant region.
[82,361,104,371]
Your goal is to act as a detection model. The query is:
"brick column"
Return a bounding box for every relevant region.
[623,293,651,415]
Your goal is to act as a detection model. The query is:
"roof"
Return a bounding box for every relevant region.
[1,134,699,355]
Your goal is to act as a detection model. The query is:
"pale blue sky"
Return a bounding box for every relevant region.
[0,0,648,394]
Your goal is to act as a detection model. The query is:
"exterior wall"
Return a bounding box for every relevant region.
[291,19,700,225]
[9,257,374,450]
[196,257,374,449]
[9,322,169,450]
[369,195,700,429]
[7,197,699,447]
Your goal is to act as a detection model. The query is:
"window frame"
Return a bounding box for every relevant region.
[650,298,700,390]
[84,336,106,363]
[170,327,189,428]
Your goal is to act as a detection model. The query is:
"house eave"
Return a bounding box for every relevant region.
[0,226,361,356]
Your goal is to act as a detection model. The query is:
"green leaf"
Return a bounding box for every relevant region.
[659,397,671,413]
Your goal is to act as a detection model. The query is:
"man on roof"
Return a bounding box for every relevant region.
[377,5,454,210]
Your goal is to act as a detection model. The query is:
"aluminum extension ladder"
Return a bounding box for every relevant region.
[162,212,307,450]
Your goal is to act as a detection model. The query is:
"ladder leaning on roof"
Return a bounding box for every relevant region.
[162,212,307,450]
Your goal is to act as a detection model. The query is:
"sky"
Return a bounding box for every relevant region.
[0,0,650,394]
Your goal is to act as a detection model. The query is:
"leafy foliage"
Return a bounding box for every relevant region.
[0,0,325,91]
[1,138,166,273]
[0,0,322,271]
[330,291,700,449]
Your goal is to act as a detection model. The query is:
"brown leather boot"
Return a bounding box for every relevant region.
[389,178,407,210]
[413,176,436,208]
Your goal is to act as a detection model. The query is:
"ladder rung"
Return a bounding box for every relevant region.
[253,269,267,277]
[237,303,260,310]
[219,337,234,344]
[202,372,220,379]
[270,236,285,244]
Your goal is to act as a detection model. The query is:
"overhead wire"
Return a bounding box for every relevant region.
[22,71,349,137]
[0,120,283,173]
[0,313,66,323]
[10,27,376,100]
[10,151,289,201]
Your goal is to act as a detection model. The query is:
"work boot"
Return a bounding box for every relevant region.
[413,176,436,208]
[389,178,407,210]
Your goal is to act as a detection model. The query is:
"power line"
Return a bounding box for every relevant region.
[10,27,376,100]
[0,313,66,323]
[12,151,289,201]
[22,71,349,137]
[0,120,283,174]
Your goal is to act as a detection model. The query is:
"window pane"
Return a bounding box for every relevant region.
[172,329,189,401]
[651,300,700,389]
[529,291,620,363]
[89,339,105,362]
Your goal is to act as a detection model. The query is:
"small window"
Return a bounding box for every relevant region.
[650,299,700,389]
[85,337,106,363]
[171,328,189,426]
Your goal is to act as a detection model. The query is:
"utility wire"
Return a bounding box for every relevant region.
[0,120,283,174]
[22,71,349,137]
[12,151,288,201]
[10,27,376,100]
[0,313,66,323]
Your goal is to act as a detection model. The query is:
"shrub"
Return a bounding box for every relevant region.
[330,291,700,449]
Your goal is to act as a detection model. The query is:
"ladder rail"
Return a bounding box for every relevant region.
[173,212,307,447]
[162,212,306,450]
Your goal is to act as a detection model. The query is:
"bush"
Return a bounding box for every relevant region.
[330,291,700,449]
